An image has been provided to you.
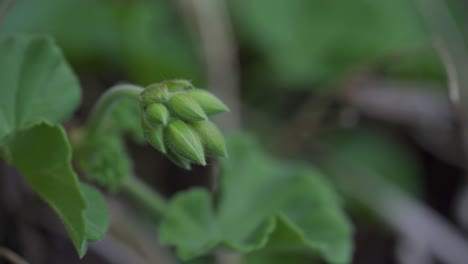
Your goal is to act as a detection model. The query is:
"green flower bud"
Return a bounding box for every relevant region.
[187,89,229,115]
[144,125,166,153]
[168,93,207,121]
[166,148,192,170]
[164,79,193,92]
[145,103,169,127]
[140,83,170,107]
[191,120,227,157]
[165,120,206,165]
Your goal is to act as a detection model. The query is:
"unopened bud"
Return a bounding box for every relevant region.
[144,122,166,153]
[166,148,192,170]
[187,89,229,115]
[165,120,206,165]
[164,79,193,92]
[140,83,169,107]
[191,120,227,157]
[168,93,207,121]
[145,103,169,127]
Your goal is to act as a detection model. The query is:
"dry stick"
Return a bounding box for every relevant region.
[413,1,468,261]
[176,0,241,133]
[176,0,242,263]
[413,0,468,155]
[90,199,176,264]
[0,0,14,28]
[323,149,468,264]
[176,0,241,200]
[0,247,29,264]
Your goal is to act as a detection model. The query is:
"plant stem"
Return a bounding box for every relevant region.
[86,84,144,139]
[122,176,168,218]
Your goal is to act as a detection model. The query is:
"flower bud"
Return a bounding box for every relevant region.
[140,83,169,107]
[164,79,193,92]
[191,120,227,157]
[145,103,169,127]
[166,148,192,170]
[187,89,229,115]
[145,126,166,153]
[165,120,206,165]
[168,93,207,121]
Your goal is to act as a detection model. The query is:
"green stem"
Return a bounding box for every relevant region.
[84,84,167,217]
[81,84,168,218]
[86,84,144,138]
[122,176,168,217]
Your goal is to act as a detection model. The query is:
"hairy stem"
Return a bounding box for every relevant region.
[84,83,169,216]
[122,176,167,218]
[86,84,144,139]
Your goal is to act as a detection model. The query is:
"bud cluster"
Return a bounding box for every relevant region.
[140,80,229,169]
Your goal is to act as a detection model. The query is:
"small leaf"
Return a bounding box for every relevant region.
[191,120,227,157]
[145,103,169,126]
[80,183,109,242]
[0,35,81,144]
[168,93,207,121]
[187,89,229,115]
[165,120,206,165]
[4,123,88,256]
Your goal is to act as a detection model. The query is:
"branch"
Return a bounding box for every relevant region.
[0,247,29,264]
[323,150,468,264]
[176,0,242,132]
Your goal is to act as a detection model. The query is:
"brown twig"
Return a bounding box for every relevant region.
[176,0,242,132]
[175,0,242,263]
[0,0,14,29]
[319,148,468,264]
[175,0,241,198]
[0,247,29,264]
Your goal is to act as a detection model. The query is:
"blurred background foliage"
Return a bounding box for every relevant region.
[1,0,468,263]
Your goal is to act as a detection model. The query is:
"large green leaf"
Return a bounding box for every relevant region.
[160,135,352,263]
[320,128,422,197]
[229,0,433,86]
[0,35,80,144]
[1,0,202,85]
[4,123,88,256]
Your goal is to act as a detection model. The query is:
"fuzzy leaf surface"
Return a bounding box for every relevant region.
[5,123,89,256]
[75,132,132,190]
[81,183,110,242]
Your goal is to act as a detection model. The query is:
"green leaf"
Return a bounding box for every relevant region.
[265,171,352,263]
[246,252,318,264]
[160,134,352,263]
[1,0,202,84]
[4,123,88,256]
[75,132,132,190]
[0,35,81,144]
[320,128,422,197]
[229,0,432,86]
[81,183,110,242]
